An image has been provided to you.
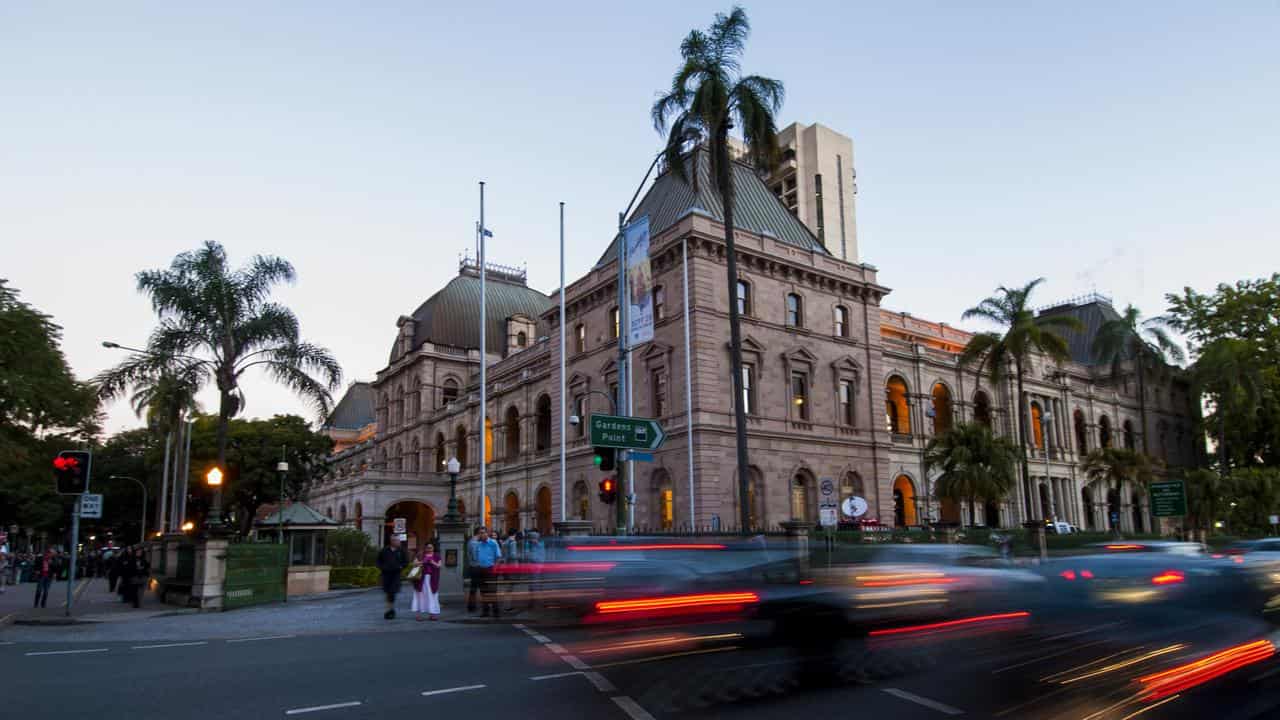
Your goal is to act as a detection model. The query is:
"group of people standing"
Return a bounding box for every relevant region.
[106,546,152,608]
[372,526,546,622]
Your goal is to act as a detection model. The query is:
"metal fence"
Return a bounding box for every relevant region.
[222,543,286,610]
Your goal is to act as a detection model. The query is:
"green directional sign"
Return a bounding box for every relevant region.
[589,414,666,450]
[1150,479,1188,518]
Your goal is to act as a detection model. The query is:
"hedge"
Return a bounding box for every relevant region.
[329,566,380,588]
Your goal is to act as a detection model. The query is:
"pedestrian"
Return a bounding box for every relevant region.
[470,527,502,618]
[115,547,130,600]
[410,542,442,621]
[466,527,483,613]
[376,535,408,620]
[107,549,121,593]
[32,548,58,609]
[126,546,150,609]
[0,535,10,594]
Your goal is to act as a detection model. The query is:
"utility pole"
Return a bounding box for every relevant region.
[615,211,629,535]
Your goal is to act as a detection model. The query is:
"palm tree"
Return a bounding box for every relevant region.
[652,6,784,531]
[96,241,341,475]
[960,278,1080,519]
[1082,447,1157,535]
[924,422,1019,526]
[1093,305,1184,456]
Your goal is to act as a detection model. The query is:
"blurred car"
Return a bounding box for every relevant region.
[1086,540,1206,555]
[1222,539,1280,564]
[1046,521,1079,534]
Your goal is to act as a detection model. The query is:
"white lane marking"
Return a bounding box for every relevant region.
[285,701,362,715]
[132,641,208,650]
[561,654,589,670]
[0,641,15,646]
[612,695,658,720]
[583,671,615,692]
[882,688,964,716]
[227,635,296,643]
[545,642,568,655]
[530,671,584,681]
[25,648,109,656]
[420,684,486,697]
[530,633,552,643]
[512,623,526,630]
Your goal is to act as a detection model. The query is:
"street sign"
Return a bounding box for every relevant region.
[393,517,406,535]
[1149,479,1188,518]
[842,496,868,518]
[1270,515,1279,526]
[589,414,666,450]
[79,494,103,519]
[626,451,655,463]
[820,478,834,497]
[819,506,838,528]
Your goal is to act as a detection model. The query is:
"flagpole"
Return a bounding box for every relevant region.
[478,181,487,529]
[683,238,695,527]
[558,202,567,522]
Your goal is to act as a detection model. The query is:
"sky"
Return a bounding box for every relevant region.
[2,1,1277,434]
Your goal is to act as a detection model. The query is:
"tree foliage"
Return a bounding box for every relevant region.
[924,423,1019,525]
[1164,273,1279,469]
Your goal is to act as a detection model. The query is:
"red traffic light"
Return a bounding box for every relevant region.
[53,456,80,471]
[53,450,91,494]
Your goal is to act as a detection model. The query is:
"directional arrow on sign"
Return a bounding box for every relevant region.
[589,414,666,450]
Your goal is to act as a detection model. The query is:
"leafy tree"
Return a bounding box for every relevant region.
[1164,274,1279,469]
[960,278,1080,519]
[95,242,342,525]
[1092,304,1185,455]
[652,6,784,530]
[1182,468,1225,538]
[327,528,375,567]
[87,428,155,543]
[1224,467,1280,536]
[1082,447,1157,534]
[924,423,1019,526]
[0,280,100,532]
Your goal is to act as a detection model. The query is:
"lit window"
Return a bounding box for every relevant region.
[610,307,619,339]
[736,280,751,316]
[741,363,757,415]
[839,380,854,425]
[835,306,849,338]
[575,324,586,354]
[791,371,809,421]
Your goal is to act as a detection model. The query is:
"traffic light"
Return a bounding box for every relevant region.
[598,477,617,504]
[593,447,616,472]
[53,450,91,494]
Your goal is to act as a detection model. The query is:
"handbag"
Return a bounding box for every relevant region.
[407,565,422,580]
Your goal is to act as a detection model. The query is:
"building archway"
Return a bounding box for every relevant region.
[1099,416,1113,449]
[339,504,347,523]
[931,383,954,435]
[1030,402,1045,449]
[435,432,446,472]
[1081,487,1096,530]
[354,502,363,534]
[652,468,674,530]
[572,481,589,522]
[973,390,992,429]
[1074,409,1088,454]
[1131,493,1144,533]
[535,486,552,534]
[886,376,911,435]
[791,470,815,523]
[504,491,520,533]
[983,500,1000,528]
[893,475,917,527]
[1107,487,1121,530]
[383,500,436,554]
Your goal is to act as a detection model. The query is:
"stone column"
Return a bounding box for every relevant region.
[190,537,228,612]
[435,519,469,603]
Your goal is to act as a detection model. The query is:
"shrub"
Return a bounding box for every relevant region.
[327,528,375,567]
[329,566,380,588]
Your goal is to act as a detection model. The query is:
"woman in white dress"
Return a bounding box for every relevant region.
[411,542,442,621]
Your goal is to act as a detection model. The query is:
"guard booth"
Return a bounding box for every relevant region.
[254,502,338,597]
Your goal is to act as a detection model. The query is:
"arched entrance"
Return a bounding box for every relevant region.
[983,500,1000,528]
[1081,487,1096,530]
[504,491,520,533]
[535,486,552,534]
[893,475,917,527]
[1131,493,1144,533]
[931,383,953,435]
[384,500,436,554]
[791,470,815,523]
[886,376,911,435]
[1107,488,1121,531]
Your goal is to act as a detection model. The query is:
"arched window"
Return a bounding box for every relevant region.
[791,471,814,522]
[610,307,620,339]
[834,305,849,338]
[1081,488,1095,530]
[652,285,665,321]
[1123,420,1136,450]
[455,425,468,468]
[504,406,520,459]
[886,375,911,435]
[1030,402,1045,448]
[931,383,954,435]
[516,331,527,348]
[736,280,752,316]
[652,469,673,530]
[536,486,552,534]
[973,391,993,428]
[573,481,589,521]
[484,418,494,464]
[1074,409,1088,454]
[1099,416,1113,449]
[441,378,459,407]
[435,432,446,471]
[785,293,803,327]
[893,475,917,527]
[394,384,405,426]
[408,377,420,421]
[535,394,552,452]
[504,491,520,533]
[339,504,347,522]
[409,436,420,473]
[575,324,586,354]
[841,471,864,500]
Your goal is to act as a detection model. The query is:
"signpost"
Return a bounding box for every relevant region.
[79,494,103,520]
[393,517,406,535]
[590,414,666,451]
[1149,479,1188,518]
[819,506,838,528]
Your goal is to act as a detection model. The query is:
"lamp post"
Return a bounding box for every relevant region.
[108,476,148,545]
[443,457,461,522]
[277,458,289,544]
[1043,410,1056,523]
[205,466,224,531]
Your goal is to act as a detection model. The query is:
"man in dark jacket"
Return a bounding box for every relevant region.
[376,535,408,620]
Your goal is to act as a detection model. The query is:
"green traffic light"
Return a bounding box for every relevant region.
[593,454,603,467]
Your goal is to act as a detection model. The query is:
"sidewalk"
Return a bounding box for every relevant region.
[0,575,165,626]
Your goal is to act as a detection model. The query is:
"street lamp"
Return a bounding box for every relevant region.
[1042,410,1056,524]
[205,466,224,531]
[276,459,289,544]
[443,457,461,522]
[109,475,148,545]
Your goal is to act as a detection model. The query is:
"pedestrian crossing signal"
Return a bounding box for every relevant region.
[599,477,617,504]
[53,450,91,494]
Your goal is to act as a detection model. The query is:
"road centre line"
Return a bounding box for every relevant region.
[25,648,109,656]
[132,641,208,650]
[545,642,568,655]
[285,701,362,715]
[530,671,583,681]
[530,633,552,643]
[882,688,964,716]
[611,695,658,720]
[561,654,590,670]
[421,684,486,697]
[583,671,615,692]
[227,635,296,643]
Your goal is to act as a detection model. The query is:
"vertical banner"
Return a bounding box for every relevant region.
[625,215,654,345]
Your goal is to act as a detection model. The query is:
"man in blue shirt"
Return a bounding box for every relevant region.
[470,527,502,618]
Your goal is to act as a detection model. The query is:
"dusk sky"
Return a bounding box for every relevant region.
[3,2,1276,434]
